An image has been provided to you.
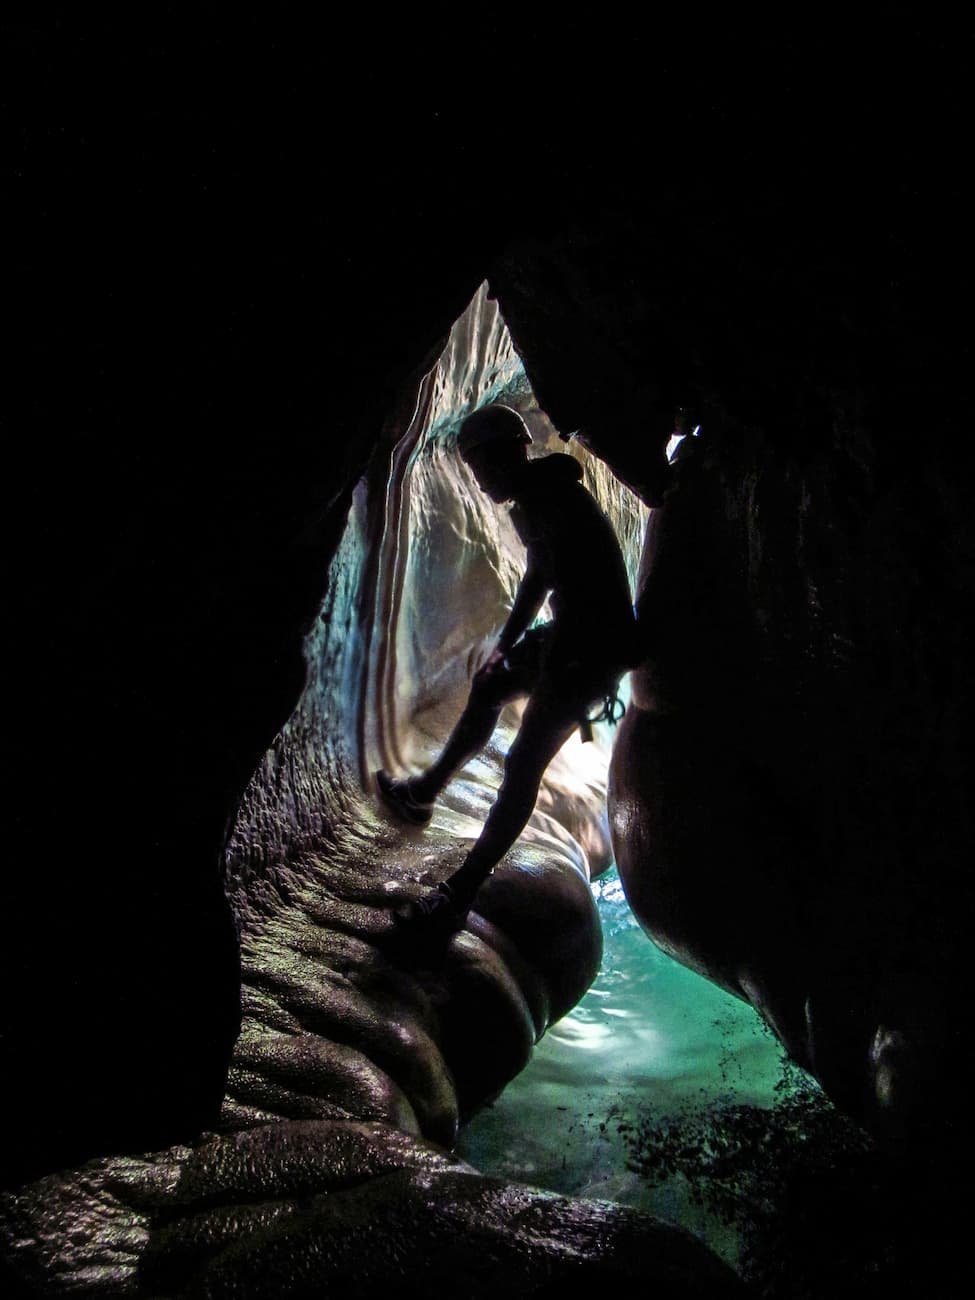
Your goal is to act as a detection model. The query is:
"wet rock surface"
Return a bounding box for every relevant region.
[4,277,711,1295]
[8,28,972,1296]
[218,289,627,1145]
[608,429,973,1149]
[2,1122,744,1298]
[489,198,973,1155]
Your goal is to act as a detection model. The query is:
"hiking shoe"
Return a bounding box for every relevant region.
[392,881,467,944]
[375,770,434,826]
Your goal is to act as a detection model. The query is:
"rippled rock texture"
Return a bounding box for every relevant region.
[2,1122,744,1298]
[221,287,644,1140]
[4,288,738,1296]
[9,44,970,1292]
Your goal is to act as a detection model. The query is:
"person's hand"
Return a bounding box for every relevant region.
[474,646,506,681]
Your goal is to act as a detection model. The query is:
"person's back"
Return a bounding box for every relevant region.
[509,453,636,667]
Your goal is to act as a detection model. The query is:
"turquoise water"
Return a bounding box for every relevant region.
[457,868,805,1265]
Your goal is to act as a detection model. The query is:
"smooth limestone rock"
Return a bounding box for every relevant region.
[490,215,973,1158]
[610,431,972,1148]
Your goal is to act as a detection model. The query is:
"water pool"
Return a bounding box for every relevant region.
[457,868,820,1267]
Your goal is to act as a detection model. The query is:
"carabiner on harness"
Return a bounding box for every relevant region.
[578,690,626,743]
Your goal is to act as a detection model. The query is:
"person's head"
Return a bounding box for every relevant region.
[456,405,532,502]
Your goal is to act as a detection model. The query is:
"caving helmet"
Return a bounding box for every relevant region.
[456,404,533,462]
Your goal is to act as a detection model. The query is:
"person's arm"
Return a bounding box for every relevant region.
[496,563,548,656]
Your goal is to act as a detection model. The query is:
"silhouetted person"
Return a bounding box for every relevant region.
[377,404,638,940]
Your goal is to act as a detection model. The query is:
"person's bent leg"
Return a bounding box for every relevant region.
[407,664,524,804]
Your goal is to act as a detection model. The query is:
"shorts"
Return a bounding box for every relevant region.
[487,624,623,721]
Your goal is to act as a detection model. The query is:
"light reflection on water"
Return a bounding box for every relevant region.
[457,868,798,1265]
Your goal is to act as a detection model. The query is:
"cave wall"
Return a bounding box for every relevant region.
[4,37,496,1184]
[6,9,971,1206]
[215,283,646,1151]
[0,263,726,1296]
[608,425,974,1142]
[489,207,974,1148]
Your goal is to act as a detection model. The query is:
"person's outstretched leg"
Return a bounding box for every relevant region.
[391,688,579,945]
[442,691,578,910]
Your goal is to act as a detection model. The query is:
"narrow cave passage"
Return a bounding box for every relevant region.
[358,281,647,823]
[427,295,880,1287]
[356,285,843,1272]
[221,282,650,1143]
[223,280,872,1293]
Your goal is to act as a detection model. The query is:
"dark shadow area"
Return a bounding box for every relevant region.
[622,1077,962,1298]
[4,17,973,1297]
